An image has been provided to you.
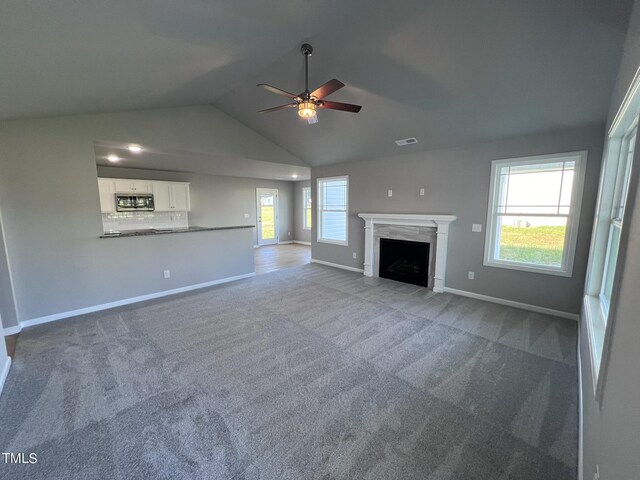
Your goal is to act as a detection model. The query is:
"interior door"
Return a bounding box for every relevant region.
[256,188,278,245]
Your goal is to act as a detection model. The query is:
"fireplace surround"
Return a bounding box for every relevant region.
[358,213,457,292]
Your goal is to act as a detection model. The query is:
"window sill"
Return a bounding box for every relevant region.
[317,238,348,246]
[484,258,572,277]
[303,227,311,231]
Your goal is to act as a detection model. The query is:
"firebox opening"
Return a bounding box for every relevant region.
[379,238,430,287]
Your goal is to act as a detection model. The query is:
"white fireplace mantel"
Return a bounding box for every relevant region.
[358,213,457,292]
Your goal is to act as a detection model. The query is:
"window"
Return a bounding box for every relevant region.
[584,100,638,394]
[599,121,636,315]
[484,151,586,276]
[317,176,348,245]
[303,187,312,230]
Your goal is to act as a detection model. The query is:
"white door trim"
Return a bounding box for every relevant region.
[256,188,279,246]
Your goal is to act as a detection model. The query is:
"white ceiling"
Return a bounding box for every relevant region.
[1,0,634,167]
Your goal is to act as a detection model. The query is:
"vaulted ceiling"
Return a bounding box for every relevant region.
[0,0,633,167]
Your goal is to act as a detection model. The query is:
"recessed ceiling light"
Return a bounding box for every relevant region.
[292,174,298,179]
[107,154,120,163]
[127,144,143,153]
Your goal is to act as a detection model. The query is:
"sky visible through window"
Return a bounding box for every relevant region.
[494,160,575,267]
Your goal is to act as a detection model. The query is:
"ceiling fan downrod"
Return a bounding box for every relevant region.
[301,43,313,97]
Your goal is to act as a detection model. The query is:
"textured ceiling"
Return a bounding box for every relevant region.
[1,0,634,167]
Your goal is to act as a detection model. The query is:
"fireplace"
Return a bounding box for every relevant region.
[379,238,430,287]
[358,214,457,292]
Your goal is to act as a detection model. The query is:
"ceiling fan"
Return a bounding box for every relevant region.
[257,43,362,124]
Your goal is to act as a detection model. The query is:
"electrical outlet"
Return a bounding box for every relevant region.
[472,224,483,232]
[353,252,357,259]
[288,231,291,236]
[468,271,475,280]
[420,188,425,196]
[388,189,393,197]
[163,270,170,279]
[244,213,250,218]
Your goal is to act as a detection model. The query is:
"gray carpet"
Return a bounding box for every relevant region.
[0,264,578,479]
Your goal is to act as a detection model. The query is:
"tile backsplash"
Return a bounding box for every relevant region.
[102,211,189,232]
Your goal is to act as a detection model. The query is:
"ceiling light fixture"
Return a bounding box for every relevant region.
[395,137,418,146]
[292,174,298,179]
[297,101,316,118]
[127,144,143,153]
[107,154,120,163]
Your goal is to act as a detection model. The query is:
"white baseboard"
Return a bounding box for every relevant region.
[311,258,364,273]
[577,319,584,480]
[278,241,294,245]
[0,356,11,398]
[443,287,579,321]
[13,272,256,332]
[2,325,21,336]
[293,241,311,246]
[253,245,259,249]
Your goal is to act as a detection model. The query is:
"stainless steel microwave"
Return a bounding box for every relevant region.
[115,194,155,212]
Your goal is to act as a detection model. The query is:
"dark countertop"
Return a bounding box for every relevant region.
[99,225,254,239]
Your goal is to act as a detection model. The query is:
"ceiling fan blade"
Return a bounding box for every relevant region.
[318,100,362,113]
[310,79,344,100]
[257,84,299,99]
[258,103,298,113]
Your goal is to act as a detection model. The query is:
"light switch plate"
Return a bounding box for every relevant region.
[244,213,250,218]
[468,271,475,280]
[420,188,425,196]
[472,224,483,232]
[387,189,393,197]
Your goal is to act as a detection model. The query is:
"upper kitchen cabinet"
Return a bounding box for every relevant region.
[98,178,116,213]
[114,179,152,193]
[153,182,191,211]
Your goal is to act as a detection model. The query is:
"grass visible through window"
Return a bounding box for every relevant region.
[499,225,566,266]
[261,206,275,239]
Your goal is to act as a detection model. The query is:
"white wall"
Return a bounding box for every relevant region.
[580,1,640,478]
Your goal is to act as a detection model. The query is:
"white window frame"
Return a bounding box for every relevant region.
[317,175,349,246]
[302,186,312,230]
[483,151,587,277]
[584,67,640,400]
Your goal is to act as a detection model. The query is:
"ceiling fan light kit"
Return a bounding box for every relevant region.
[257,43,362,123]
[298,101,316,118]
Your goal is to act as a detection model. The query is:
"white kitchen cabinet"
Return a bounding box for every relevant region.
[114,180,152,193]
[152,182,191,211]
[97,179,116,213]
[170,183,190,211]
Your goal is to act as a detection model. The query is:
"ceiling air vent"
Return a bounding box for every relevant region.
[395,137,418,146]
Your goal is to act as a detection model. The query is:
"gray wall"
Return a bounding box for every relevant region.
[580,1,640,478]
[98,166,295,246]
[0,106,299,328]
[293,180,311,243]
[311,124,605,314]
[0,209,18,327]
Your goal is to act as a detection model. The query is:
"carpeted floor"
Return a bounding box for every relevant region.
[0,264,578,479]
